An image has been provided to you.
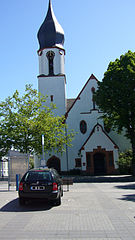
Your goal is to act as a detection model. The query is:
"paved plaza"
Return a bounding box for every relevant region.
[0,180,135,240]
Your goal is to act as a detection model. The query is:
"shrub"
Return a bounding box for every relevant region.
[117,150,132,174]
[29,156,34,169]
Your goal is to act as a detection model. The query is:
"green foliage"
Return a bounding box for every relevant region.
[0,127,11,159]
[117,150,132,174]
[0,85,75,157]
[94,50,135,135]
[94,50,135,175]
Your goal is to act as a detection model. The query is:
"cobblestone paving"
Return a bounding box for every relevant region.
[0,181,135,239]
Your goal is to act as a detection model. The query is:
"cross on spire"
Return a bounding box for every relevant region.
[49,0,52,6]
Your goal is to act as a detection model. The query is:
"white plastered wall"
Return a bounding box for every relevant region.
[38,75,66,116]
[34,151,68,172]
[66,77,105,170]
[109,130,131,152]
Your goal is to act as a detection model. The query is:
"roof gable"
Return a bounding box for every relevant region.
[65,74,98,118]
[80,123,119,151]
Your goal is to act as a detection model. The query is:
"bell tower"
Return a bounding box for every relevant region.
[37,0,66,116]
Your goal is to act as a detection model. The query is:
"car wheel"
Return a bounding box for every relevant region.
[19,197,25,205]
[54,195,61,206]
[61,188,63,197]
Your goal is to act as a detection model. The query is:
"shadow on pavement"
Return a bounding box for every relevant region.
[73,175,135,183]
[0,198,53,212]
[115,183,135,190]
[118,194,135,202]
[0,190,9,192]
[116,183,135,203]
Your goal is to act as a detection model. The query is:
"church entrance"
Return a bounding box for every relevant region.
[93,153,106,175]
[47,156,61,173]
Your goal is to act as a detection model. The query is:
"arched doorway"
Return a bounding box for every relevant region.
[94,153,106,175]
[47,156,61,173]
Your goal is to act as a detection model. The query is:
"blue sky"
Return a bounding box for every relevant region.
[0,0,135,100]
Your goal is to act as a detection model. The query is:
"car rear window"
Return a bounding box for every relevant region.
[24,171,52,182]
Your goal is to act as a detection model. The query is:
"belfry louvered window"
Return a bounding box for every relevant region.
[46,51,55,76]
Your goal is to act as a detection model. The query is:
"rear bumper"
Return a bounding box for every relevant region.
[19,191,59,200]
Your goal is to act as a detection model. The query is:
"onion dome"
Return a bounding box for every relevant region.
[37,0,65,50]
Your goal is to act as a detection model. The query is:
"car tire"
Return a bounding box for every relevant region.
[54,195,61,206]
[61,188,63,197]
[19,197,25,206]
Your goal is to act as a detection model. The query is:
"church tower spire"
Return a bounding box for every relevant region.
[37,0,66,116]
[37,0,65,50]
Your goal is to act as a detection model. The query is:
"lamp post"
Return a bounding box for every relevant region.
[65,125,69,191]
[41,134,46,167]
[2,160,4,178]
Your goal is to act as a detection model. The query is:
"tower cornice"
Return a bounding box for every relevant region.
[37,46,66,55]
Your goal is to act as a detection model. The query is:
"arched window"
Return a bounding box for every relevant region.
[80,120,87,134]
[46,51,55,76]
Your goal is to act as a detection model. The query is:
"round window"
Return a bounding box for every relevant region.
[80,120,87,134]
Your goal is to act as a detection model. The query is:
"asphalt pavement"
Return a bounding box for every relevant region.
[0,179,135,240]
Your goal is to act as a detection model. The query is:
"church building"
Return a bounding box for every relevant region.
[35,0,131,175]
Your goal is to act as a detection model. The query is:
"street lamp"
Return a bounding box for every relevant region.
[40,134,46,167]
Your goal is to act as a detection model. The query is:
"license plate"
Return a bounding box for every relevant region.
[31,186,45,190]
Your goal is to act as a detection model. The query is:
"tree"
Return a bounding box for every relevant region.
[0,129,11,160]
[29,156,34,169]
[117,150,132,174]
[94,50,135,175]
[0,85,74,159]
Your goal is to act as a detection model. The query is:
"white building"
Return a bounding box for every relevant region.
[35,0,131,175]
[0,157,8,177]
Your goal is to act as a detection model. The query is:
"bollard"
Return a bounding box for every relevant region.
[16,174,20,191]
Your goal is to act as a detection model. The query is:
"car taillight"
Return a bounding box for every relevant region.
[53,182,58,191]
[19,182,23,191]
